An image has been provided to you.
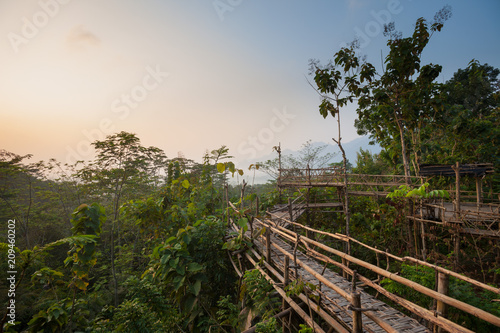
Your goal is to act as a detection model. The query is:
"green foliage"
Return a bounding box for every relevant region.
[241,269,280,319]
[65,203,105,292]
[93,276,181,332]
[381,264,435,308]
[31,267,64,291]
[223,217,255,252]
[285,278,317,299]
[353,148,392,175]
[149,225,206,315]
[255,317,280,333]
[352,9,452,176]
[145,216,235,331]
[387,183,449,200]
[381,263,500,331]
[27,298,89,333]
[298,324,314,333]
[216,295,240,329]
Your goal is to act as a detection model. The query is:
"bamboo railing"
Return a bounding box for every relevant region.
[227,202,500,332]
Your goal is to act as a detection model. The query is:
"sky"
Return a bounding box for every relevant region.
[1,0,499,181]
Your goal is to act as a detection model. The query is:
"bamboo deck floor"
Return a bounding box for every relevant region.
[253,223,430,333]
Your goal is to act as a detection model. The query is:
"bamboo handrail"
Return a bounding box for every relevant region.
[402,256,500,295]
[266,223,500,328]
[254,217,477,333]
[267,211,499,291]
[268,211,403,262]
[306,247,474,333]
[230,203,500,329]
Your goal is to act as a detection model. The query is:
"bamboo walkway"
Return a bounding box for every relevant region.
[255,232,430,333]
[227,200,500,333]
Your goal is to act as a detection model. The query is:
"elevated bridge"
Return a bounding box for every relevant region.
[227,202,500,332]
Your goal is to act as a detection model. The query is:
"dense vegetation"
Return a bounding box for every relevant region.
[1,12,499,333]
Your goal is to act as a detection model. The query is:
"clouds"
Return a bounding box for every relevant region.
[66,25,100,51]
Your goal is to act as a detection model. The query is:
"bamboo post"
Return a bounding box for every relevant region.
[421,221,427,261]
[350,270,363,332]
[375,247,381,282]
[225,184,229,227]
[278,143,282,202]
[351,291,363,333]
[288,197,293,221]
[342,257,348,279]
[435,272,450,333]
[307,164,311,185]
[255,196,259,216]
[283,256,290,332]
[266,227,271,263]
[454,229,460,271]
[306,187,312,239]
[453,162,461,217]
[386,249,390,271]
[476,176,483,207]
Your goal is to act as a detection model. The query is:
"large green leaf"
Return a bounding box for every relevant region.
[186,262,203,272]
[192,279,202,296]
[173,275,186,291]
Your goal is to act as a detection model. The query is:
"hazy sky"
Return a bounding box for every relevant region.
[1,0,499,173]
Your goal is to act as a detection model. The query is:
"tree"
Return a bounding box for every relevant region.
[352,148,391,175]
[258,140,336,180]
[355,7,452,180]
[310,42,375,252]
[77,131,168,306]
[424,60,500,166]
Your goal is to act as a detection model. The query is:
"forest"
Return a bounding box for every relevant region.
[1,13,499,333]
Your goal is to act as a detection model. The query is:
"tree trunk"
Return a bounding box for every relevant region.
[396,116,411,184]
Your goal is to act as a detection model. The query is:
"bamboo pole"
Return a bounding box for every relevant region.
[436,272,449,333]
[266,227,271,263]
[351,292,363,333]
[282,256,290,332]
[476,176,483,206]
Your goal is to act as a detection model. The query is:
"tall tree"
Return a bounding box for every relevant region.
[77,131,167,306]
[310,43,375,253]
[424,60,500,165]
[355,7,452,180]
